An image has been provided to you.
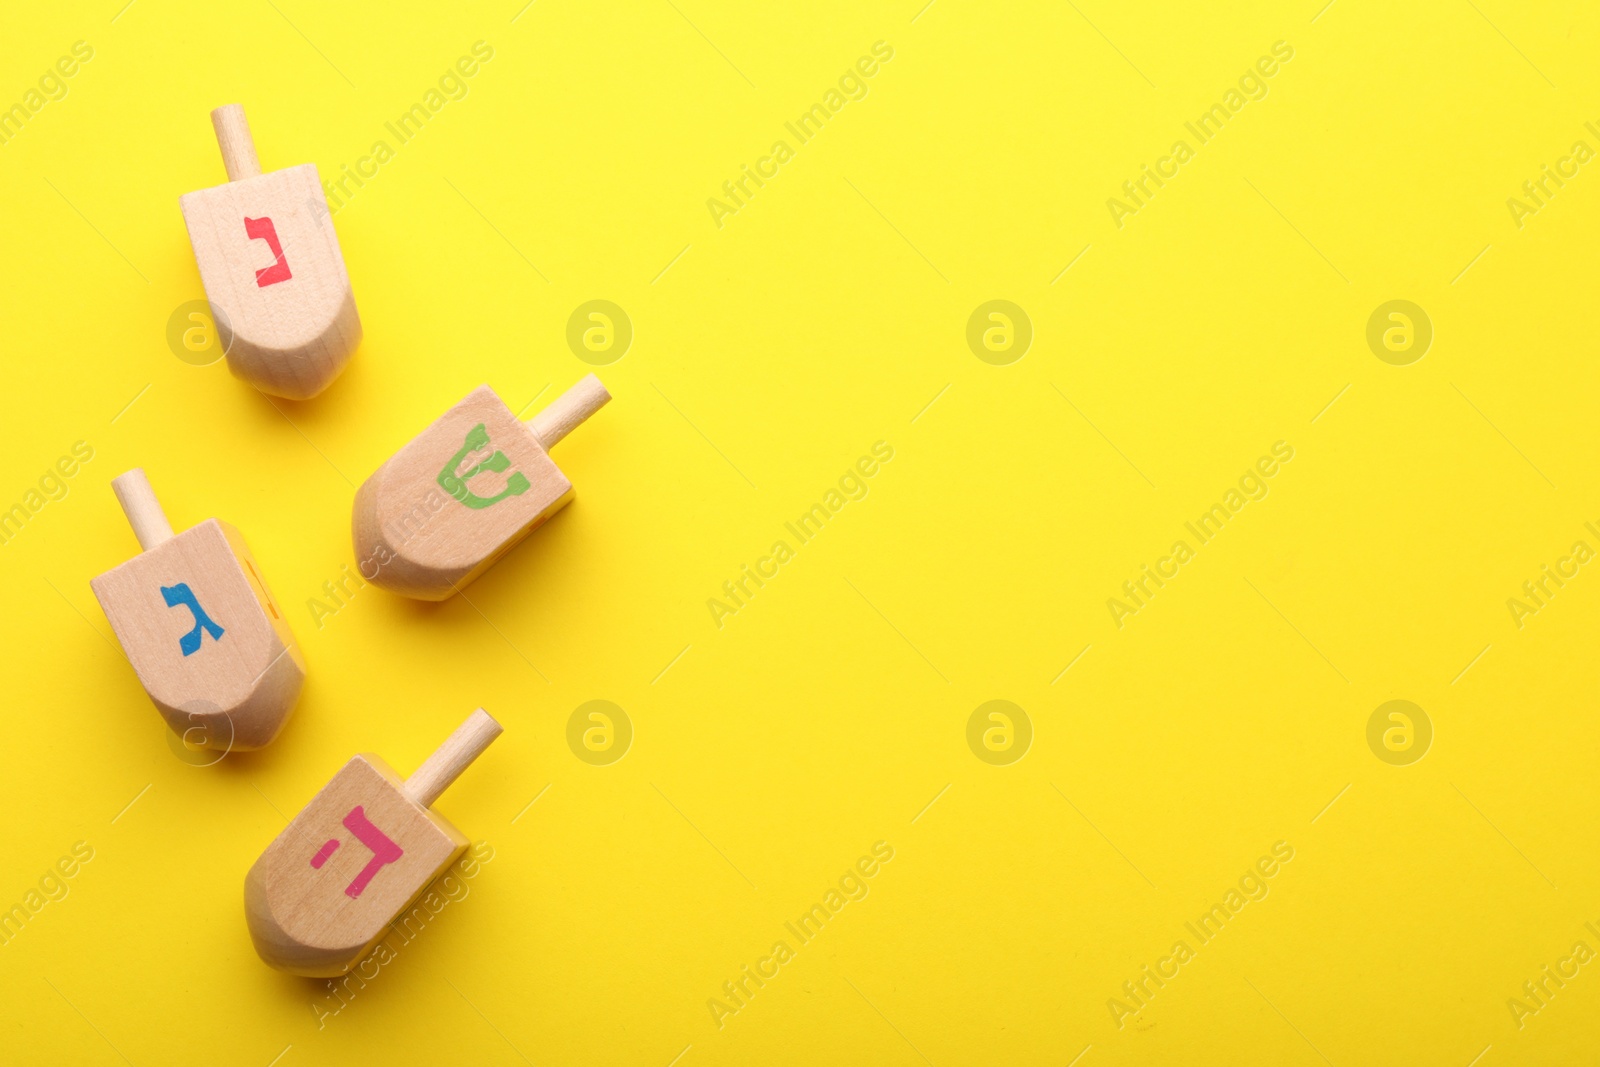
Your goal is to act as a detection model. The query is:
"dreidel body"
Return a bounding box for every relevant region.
[180,104,361,400]
[244,709,503,975]
[352,374,611,600]
[90,469,304,751]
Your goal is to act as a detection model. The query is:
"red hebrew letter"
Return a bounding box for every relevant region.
[244,216,293,287]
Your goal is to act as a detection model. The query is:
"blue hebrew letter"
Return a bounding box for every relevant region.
[161,583,225,657]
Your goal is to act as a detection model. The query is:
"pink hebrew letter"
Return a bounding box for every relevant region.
[307,806,404,899]
[340,806,403,898]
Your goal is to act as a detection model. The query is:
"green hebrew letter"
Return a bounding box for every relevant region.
[437,423,531,510]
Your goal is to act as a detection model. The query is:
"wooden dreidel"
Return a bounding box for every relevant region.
[352,375,611,600]
[89,469,304,751]
[244,709,502,975]
[179,104,361,400]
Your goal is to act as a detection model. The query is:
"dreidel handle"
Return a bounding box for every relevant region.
[211,104,262,182]
[528,374,610,451]
[403,709,503,809]
[111,469,175,551]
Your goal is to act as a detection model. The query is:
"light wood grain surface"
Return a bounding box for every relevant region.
[244,711,501,975]
[90,469,304,751]
[352,384,578,599]
[179,105,361,399]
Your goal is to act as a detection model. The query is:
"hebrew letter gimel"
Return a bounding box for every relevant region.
[160,583,224,656]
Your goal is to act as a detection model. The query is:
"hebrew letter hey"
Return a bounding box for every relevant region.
[336,806,404,899]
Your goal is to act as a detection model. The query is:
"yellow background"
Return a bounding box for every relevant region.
[3,0,1599,1063]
